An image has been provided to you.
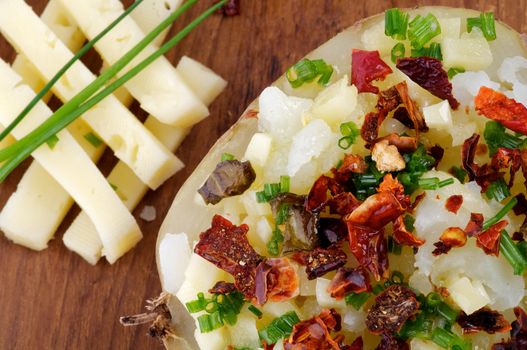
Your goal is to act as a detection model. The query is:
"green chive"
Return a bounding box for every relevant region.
[0,0,226,181]
[408,13,442,50]
[186,299,205,313]
[390,271,405,284]
[438,178,454,188]
[418,177,440,190]
[467,12,497,41]
[450,166,467,183]
[436,301,458,324]
[0,0,146,144]
[388,236,403,255]
[221,152,235,161]
[404,214,416,232]
[483,197,518,230]
[500,230,527,275]
[425,292,442,308]
[448,67,465,79]
[258,311,300,345]
[83,132,103,148]
[286,58,333,88]
[338,121,359,150]
[391,42,406,63]
[279,175,290,193]
[248,305,263,318]
[485,178,510,202]
[372,284,385,295]
[385,8,409,40]
[484,121,524,156]
[45,135,59,149]
[197,314,213,333]
[345,292,371,310]
[411,42,442,60]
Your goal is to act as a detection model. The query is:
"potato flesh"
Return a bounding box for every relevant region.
[158,7,527,349]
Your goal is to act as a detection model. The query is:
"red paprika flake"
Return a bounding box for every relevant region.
[465,213,484,237]
[346,223,388,280]
[445,194,464,214]
[293,245,348,280]
[254,258,299,305]
[396,57,459,109]
[392,215,425,247]
[475,86,527,135]
[327,266,371,300]
[352,49,393,94]
[492,307,527,349]
[284,309,344,350]
[476,220,508,256]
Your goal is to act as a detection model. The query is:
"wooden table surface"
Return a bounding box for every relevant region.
[0,0,526,349]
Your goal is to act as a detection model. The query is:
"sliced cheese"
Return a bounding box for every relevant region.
[57,0,209,127]
[131,0,183,46]
[0,0,181,189]
[0,60,141,263]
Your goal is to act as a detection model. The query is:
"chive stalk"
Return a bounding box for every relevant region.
[0,0,227,180]
[482,197,518,230]
[500,230,527,275]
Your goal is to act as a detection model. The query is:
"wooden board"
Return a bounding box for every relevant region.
[0,0,525,348]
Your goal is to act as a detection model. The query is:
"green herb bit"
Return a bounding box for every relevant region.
[0,0,146,144]
[483,197,518,230]
[485,178,510,202]
[391,42,406,63]
[248,305,263,318]
[447,67,465,79]
[418,177,440,190]
[83,132,103,148]
[404,214,416,232]
[431,327,471,350]
[286,58,334,88]
[279,175,290,193]
[385,8,409,40]
[450,166,467,183]
[0,0,227,181]
[484,121,524,156]
[408,13,442,50]
[467,12,496,41]
[438,178,454,188]
[221,152,235,161]
[338,121,360,150]
[256,176,290,203]
[372,284,385,295]
[45,135,59,149]
[258,311,300,345]
[390,271,405,285]
[387,236,403,255]
[411,42,442,60]
[500,230,527,275]
[345,291,371,310]
[267,227,284,256]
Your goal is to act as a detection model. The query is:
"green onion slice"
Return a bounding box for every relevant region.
[286,58,333,88]
[385,8,409,40]
[483,197,518,230]
[408,13,442,50]
[221,152,235,161]
[447,67,465,79]
[258,311,300,345]
[391,42,406,63]
[500,230,527,275]
[485,178,510,202]
[467,12,497,41]
[45,135,59,149]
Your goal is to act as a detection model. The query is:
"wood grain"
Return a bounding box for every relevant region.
[0,1,525,349]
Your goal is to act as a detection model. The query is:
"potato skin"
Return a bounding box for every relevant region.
[156,7,527,350]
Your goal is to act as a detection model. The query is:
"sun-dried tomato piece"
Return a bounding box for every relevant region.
[462,134,481,180]
[352,50,392,94]
[306,175,344,212]
[410,192,427,211]
[432,227,466,256]
[375,333,409,350]
[327,266,371,300]
[317,218,348,248]
[366,285,419,334]
[374,133,418,153]
[349,337,364,350]
[392,215,425,247]
[394,81,429,135]
[254,258,299,305]
[491,147,522,187]
[378,174,410,209]
[492,307,527,349]
[361,112,386,144]
[465,213,484,237]
[396,57,459,109]
[194,215,262,299]
[476,220,508,256]
[430,145,445,167]
[347,223,388,280]
[294,246,348,280]
[336,154,367,178]
[458,307,512,335]
[475,86,527,135]
[347,192,405,229]
[217,0,240,16]
[285,309,343,350]
[209,281,236,294]
[393,106,413,128]
[328,192,362,216]
[445,195,463,214]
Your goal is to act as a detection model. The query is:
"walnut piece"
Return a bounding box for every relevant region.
[371,140,406,172]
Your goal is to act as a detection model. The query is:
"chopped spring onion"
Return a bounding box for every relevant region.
[482,197,518,230]
[267,203,289,256]
[447,67,465,79]
[391,42,406,63]
[197,311,223,333]
[404,214,416,232]
[187,290,245,333]
[256,175,290,202]
[221,153,235,161]
[408,13,441,50]
[0,0,146,144]
[385,8,409,40]
[411,42,442,60]
[275,203,290,225]
[418,177,454,190]
[500,230,527,275]
[248,305,263,318]
[338,121,360,150]
[438,178,454,188]
[345,291,371,310]
[286,58,334,88]
[484,121,524,156]
[436,301,459,325]
[83,132,103,148]
[387,236,403,255]
[431,327,471,350]
[0,0,227,181]
[258,311,300,345]
[450,166,467,183]
[45,135,59,150]
[485,178,510,202]
[467,12,497,41]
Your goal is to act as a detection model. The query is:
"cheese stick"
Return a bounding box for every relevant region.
[64,57,227,264]
[57,0,209,127]
[0,0,182,189]
[0,60,141,263]
[131,0,183,46]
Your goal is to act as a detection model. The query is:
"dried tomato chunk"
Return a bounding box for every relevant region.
[465,213,484,237]
[392,215,425,247]
[476,220,508,256]
[346,223,388,280]
[374,133,418,153]
[462,134,482,181]
[376,333,409,350]
[361,112,386,144]
[209,281,236,294]
[284,309,343,350]
[352,49,392,94]
[458,307,511,334]
[366,285,419,334]
[476,86,527,135]
[254,258,299,305]
[194,215,262,299]
[293,246,348,280]
[327,266,371,300]
[394,81,429,135]
[306,175,343,212]
[347,191,405,229]
[492,307,527,349]
[333,154,367,183]
[396,57,459,109]
[445,195,463,214]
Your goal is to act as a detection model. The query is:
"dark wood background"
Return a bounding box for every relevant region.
[0,1,525,349]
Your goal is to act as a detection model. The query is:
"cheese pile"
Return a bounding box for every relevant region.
[0,0,227,264]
